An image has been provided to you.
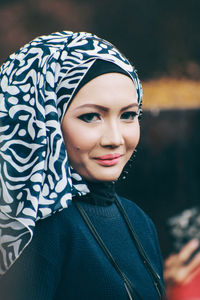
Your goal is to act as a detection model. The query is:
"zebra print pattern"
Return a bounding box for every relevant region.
[0,31,142,275]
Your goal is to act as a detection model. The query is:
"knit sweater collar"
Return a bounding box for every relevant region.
[81,181,116,206]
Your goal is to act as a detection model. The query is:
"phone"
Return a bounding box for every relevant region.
[167,206,200,262]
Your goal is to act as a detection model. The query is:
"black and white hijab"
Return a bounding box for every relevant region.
[0,31,142,275]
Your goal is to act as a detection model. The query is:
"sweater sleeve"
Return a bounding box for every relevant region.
[120,196,165,288]
[0,212,64,300]
[147,217,165,279]
[0,243,59,300]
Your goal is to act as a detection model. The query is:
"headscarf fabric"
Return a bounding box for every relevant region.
[0,31,142,275]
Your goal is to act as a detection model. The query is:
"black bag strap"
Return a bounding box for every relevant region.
[74,199,141,300]
[74,195,166,299]
[114,194,166,299]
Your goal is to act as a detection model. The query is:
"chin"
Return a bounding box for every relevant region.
[75,163,125,182]
[86,170,122,182]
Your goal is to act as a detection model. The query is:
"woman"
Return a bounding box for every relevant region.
[0,31,165,299]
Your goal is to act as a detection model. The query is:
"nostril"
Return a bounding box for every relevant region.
[100,122,124,148]
[100,134,124,147]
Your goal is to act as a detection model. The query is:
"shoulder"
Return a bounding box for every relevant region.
[117,195,158,242]
[117,195,164,278]
[118,195,153,226]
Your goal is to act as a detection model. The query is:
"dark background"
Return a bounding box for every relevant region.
[116,108,200,257]
[0,0,200,80]
[0,0,200,257]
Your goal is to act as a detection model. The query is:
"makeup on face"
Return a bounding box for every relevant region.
[62,72,140,182]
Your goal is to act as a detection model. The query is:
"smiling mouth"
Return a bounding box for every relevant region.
[95,154,122,166]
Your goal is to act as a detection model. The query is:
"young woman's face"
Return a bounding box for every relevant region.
[62,72,140,182]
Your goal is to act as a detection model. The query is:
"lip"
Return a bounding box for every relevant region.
[96,154,121,160]
[95,154,122,166]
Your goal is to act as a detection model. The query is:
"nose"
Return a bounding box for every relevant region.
[100,121,124,148]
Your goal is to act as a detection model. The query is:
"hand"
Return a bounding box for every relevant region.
[164,239,200,287]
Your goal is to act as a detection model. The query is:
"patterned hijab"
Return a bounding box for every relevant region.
[0,31,142,275]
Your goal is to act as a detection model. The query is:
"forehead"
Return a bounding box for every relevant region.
[68,73,138,109]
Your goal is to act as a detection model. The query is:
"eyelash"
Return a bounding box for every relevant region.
[78,113,100,123]
[121,111,138,121]
[78,111,138,123]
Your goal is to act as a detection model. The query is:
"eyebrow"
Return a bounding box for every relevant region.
[74,103,139,112]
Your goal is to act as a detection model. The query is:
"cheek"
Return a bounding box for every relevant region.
[125,124,140,150]
[62,123,98,154]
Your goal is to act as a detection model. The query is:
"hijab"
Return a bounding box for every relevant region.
[0,31,142,275]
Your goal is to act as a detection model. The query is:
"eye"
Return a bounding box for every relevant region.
[78,112,101,123]
[120,111,138,121]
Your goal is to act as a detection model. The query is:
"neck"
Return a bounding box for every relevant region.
[80,180,116,206]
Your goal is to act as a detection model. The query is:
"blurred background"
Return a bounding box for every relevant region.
[0,0,200,258]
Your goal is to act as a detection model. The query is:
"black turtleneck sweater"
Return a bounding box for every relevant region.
[0,182,164,300]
